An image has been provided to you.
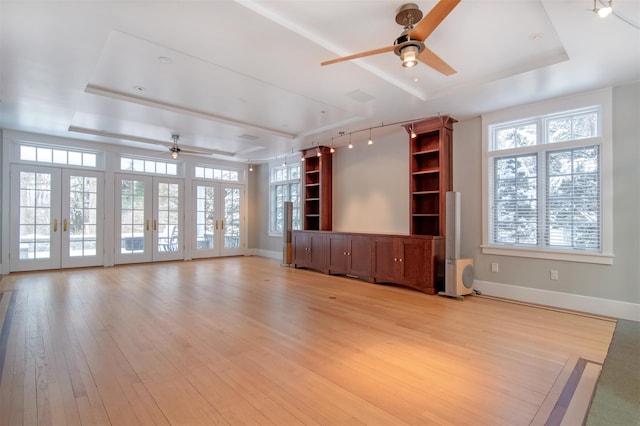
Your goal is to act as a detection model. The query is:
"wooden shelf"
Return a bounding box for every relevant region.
[406,115,456,236]
[302,146,332,231]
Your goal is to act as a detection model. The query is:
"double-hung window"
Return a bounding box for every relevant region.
[270,162,301,235]
[482,89,613,264]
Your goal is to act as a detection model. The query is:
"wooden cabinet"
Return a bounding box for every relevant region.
[407,116,456,236]
[372,236,443,294]
[302,146,332,231]
[292,231,328,273]
[293,231,443,294]
[327,233,373,281]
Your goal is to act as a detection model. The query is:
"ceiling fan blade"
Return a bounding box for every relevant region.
[321,45,395,66]
[418,46,457,76]
[409,0,461,42]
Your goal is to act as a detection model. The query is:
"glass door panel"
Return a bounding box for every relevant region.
[115,174,152,264]
[193,184,216,256]
[153,178,183,261]
[10,165,62,271]
[222,186,242,254]
[61,170,104,268]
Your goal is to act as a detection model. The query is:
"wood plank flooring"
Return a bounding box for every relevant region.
[0,256,616,425]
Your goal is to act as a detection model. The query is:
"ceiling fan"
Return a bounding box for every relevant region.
[321,0,460,75]
[167,134,216,159]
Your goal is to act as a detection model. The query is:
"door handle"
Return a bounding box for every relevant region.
[63,219,68,232]
[53,218,58,232]
[146,219,150,231]
[153,220,157,231]
[215,220,218,230]
[221,220,224,229]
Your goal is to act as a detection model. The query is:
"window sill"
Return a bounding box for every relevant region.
[481,245,614,265]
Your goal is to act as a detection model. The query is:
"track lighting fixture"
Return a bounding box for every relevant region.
[249,162,253,172]
[593,0,612,17]
[298,115,446,155]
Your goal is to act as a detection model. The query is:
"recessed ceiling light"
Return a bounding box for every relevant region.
[529,33,543,41]
[133,85,145,92]
[158,56,172,63]
[413,77,420,83]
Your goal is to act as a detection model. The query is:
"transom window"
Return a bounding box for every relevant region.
[120,157,177,176]
[270,163,301,234]
[483,90,612,264]
[194,166,239,182]
[20,144,98,168]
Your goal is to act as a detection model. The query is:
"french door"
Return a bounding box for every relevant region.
[10,165,104,272]
[115,174,184,264]
[192,182,244,258]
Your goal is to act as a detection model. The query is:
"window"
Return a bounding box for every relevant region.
[483,89,612,264]
[194,166,239,182]
[20,144,98,168]
[270,163,301,235]
[120,157,177,176]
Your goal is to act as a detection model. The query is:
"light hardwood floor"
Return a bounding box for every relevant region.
[0,256,615,425]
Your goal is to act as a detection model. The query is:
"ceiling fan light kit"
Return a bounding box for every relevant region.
[170,134,181,159]
[593,0,613,18]
[320,0,460,75]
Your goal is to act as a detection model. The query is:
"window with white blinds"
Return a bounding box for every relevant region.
[487,105,606,257]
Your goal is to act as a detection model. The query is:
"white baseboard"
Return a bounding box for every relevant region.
[474,280,640,321]
[250,249,281,260]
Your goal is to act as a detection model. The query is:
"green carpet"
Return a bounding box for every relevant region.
[586,319,640,426]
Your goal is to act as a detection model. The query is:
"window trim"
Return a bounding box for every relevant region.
[481,88,613,264]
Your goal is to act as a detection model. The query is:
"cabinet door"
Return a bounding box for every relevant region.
[373,237,399,283]
[292,231,309,267]
[327,234,347,275]
[399,238,429,287]
[308,233,327,272]
[348,235,372,279]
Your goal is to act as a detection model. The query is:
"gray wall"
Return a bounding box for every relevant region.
[248,83,639,307]
[247,162,283,253]
[454,82,639,304]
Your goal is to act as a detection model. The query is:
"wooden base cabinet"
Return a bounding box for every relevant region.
[292,231,328,273]
[327,233,373,281]
[292,231,443,294]
[372,236,443,294]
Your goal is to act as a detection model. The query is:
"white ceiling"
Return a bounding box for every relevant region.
[1,0,638,162]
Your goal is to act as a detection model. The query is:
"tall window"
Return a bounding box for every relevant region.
[483,89,612,264]
[270,163,301,234]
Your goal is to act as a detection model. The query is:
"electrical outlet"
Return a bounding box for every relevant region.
[491,263,499,273]
[550,270,559,280]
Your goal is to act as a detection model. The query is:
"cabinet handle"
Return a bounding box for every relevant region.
[343,252,347,255]
[399,258,403,262]
[63,219,68,232]
[393,257,397,262]
[347,252,351,256]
